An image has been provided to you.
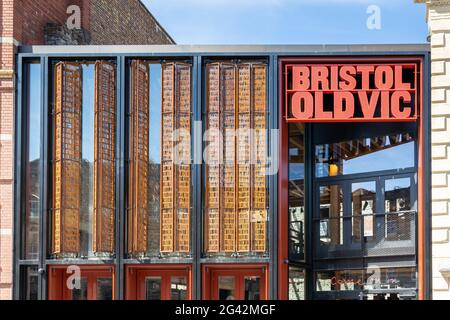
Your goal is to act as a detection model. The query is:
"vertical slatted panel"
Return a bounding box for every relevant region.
[237,64,252,252]
[221,64,237,252]
[251,64,267,252]
[205,63,221,253]
[175,63,191,253]
[204,62,268,254]
[160,63,175,253]
[52,62,82,255]
[128,60,149,254]
[93,61,116,253]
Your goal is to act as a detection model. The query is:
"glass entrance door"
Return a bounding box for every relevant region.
[125,265,191,300]
[48,266,114,300]
[204,265,267,300]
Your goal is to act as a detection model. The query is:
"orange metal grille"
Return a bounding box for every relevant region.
[93,61,116,253]
[160,62,192,253]
[205,62,268,254]
[52,62,82,255]
[128,60,150,254]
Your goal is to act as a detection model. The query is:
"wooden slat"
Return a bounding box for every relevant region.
[160,63,175,253]
[52,62,82,255]
[251,64,267,252]
[237,64,251,252]
[205,63,221,252]
[205,62,268,254]
[160,62,192,253]
[128,60,149,254]
[93,61,116,253]
[175,64,191,253]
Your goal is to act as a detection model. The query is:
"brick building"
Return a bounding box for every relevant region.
[0,0,174,300]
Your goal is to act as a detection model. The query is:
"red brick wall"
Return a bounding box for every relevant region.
[0,0,174,300]
[89,0,174,45]
[0,0,16,301]
[13,0,85,45]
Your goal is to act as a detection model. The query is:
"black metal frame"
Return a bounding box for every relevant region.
[13,45,431,300]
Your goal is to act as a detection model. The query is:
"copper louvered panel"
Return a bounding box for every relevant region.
[175,64,191,253]
[161,63,192,253]
[237,64,251,252]
[128,60,149,254]
[251,64,267,252]
[205,62,268,254]
[93,61,116,253]
[52,62,82,255]
[160,63,175,253]
[205,63,221,252]
[221,64,236,252]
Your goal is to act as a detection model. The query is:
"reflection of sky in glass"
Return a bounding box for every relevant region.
[352,181,376,193]
[82,64,95,162]
[344,142,415,175]
[316,141,415,178]
[149,64,162,164]
[385,177,410,191]
[29,64,41,161]
[289,163,304,180]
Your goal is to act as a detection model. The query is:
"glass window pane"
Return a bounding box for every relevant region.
[24,63,41,260]
[288,123,305,261]
[170,276,187,300]
[352,181,376,241]
[316,270,364,292]
[315,133,415,178]
[218,276,236,300]
[147,64,162,256]
[96,278,112,300]
[80,64,95,257]
[21,266,38,300]
[145,277,162,300]
[319,185,343,245]
[127,61,192,257]
[71,278,88,300]
[385,178,412,241]
[244,276,260,300]
[289,267,305,300]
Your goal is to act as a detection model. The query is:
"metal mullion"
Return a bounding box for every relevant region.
[13,56,24,300]
[39,56,49,299]
[115,55,125,300]
[268,55,277,299]
[192,55,201,300]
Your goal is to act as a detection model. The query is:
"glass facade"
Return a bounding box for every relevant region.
[15,51,427,301]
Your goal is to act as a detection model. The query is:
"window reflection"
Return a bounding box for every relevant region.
[80,64,95,257]
[385,178,412,241]
[171,276,187,300]
[288,267,305,300]
[352,181,376,241]
[319,185,343,246]
[146,277,162,300]
[21,266,38,300]
[24,63,41,260]
[244,277,260,300]
[288,123,305,261]
[218,276,236,300]
[96,278,113,300]
[71,278,88,300]
[315,133,415,178]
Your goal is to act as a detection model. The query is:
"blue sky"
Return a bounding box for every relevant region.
[143,0,428,44]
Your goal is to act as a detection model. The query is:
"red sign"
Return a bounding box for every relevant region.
[285,60,419,122]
